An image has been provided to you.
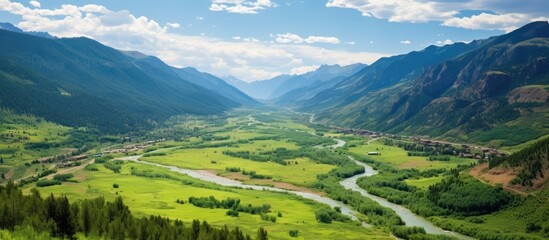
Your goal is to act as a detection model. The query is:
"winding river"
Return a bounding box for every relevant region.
[121,138,474,239]
[121,154,365,224]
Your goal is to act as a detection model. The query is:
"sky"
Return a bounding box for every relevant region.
[0,0,548,82]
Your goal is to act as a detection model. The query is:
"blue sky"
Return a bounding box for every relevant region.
[0,0,547,81]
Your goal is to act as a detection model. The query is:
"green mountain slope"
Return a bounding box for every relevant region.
[298,39,483,112]
[0,56,144,132]
[0,29,250,132]
[300,21,549,146]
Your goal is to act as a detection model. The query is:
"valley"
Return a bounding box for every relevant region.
[2,108,546,239]
[0,6,548,240]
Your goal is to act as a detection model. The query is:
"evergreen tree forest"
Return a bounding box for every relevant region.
[0,181,263,240]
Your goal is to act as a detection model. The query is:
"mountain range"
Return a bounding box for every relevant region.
[221,63,366,100]
[1,21,548,146]
[0,24,256,132]
[293,21,549,146]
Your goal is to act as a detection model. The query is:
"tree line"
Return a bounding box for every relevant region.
[0,181,266,239]
[187,196,272,216]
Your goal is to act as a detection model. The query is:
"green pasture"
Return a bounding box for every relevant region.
[141,140,334,186]
[347,141,475,169]
[32,163,391,240]
[404,176,444,190]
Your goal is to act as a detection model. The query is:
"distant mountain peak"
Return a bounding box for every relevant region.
[0,22,54,39]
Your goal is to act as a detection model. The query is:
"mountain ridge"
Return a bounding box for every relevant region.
[296,21,549,146]
[0,27,254,132]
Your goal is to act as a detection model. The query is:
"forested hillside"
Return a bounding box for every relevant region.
[298,21,549,146]
[490,137,549,187]
[0,29,252,133]
[0,56,144,132]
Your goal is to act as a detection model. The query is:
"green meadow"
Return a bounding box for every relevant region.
[141,141,334,186]
[404,176,444,190]
[32,162,391,240]
[0,112,71,180]
[347,140,475,170]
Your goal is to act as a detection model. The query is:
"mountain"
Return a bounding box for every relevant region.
[221,64,366,100]
[221,74,294,100]
[120,51,256,106]
[221,75,249,90]
[0,22,54,38]
[298,40,483,113]
[299,21,549,146]
[270,63,367,99]
[274,63,367,106]
[0,28,249,132]
[172,67,257,105]
[0,55,144,132]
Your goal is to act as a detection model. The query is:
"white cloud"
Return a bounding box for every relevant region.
[344,41,355,45]
[325,0,549,31]
[209,0,276,14]
[275,33,341,44]
[29,0,39,8]
[443,13,529,32]
[243,37,259,42]
[0,0,387,81]
[326,0,457,23]
[436,39,454,46]
[291,65,319,75]
[196,16,204,20]
[400,40,411,44]
[305,36,340,44]
[275,33,303,44]
[232,36,260,42]
[167,22,180,29]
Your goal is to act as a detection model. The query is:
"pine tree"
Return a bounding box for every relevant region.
[257,227,268,240]
[81,201,91,236]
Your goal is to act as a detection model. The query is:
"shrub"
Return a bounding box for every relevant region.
[84,165,99,171]
[103,162,122,173]
[390,226,426,239]
[53,173,74,182]
[289,229,299,237]
[36,180,61,187]
[315,209,332,223]
[468,217,484,224]
[112,183,119,188]
[526,223,542,233]
[94,155,113,164]
[143,152,166,157]
[226,209,239,217]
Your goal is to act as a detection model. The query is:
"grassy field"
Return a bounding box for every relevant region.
[141,114,339,187]
[405,176,444,190]
[0,112,71,181]
[30,162,391,240]
[347,140,475,170]
[142,139,334,186]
